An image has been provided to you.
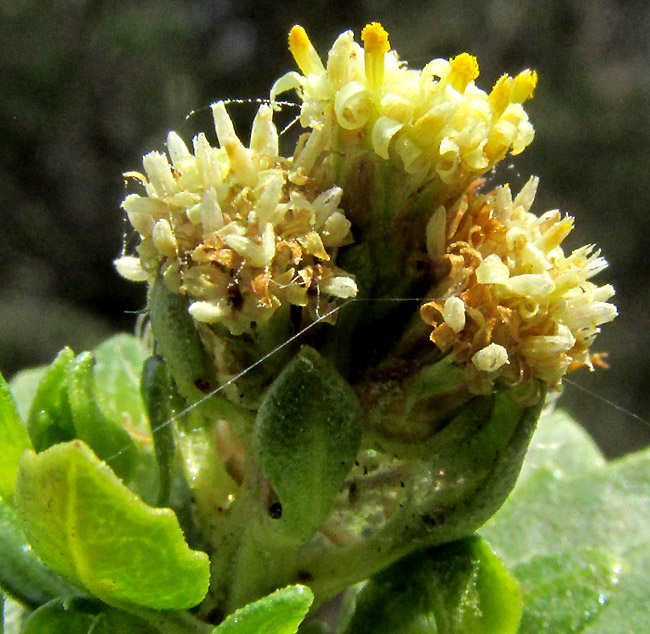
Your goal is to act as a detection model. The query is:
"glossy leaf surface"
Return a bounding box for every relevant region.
[93,334,149,434]
[15,441,210,610]
[66,352,137,482]
[343,536,522,634]
[8,366,47,422]
[26,347,76,452]
[211,585,313,634]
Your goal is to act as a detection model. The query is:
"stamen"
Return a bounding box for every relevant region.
[512,70,538,103]
[448,53,479,92]
[361,22,390,91]
[289,25,325,76]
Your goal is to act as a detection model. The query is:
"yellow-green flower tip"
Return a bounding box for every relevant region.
[289,25,325,76]
[448,53,480,92]
[361,22,390,55]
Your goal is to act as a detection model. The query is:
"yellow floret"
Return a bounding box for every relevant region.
[288,25,325,76]
[512,69,538,103]
[448,53,480,92]
[361,22,391,90]
[115,101,357,335]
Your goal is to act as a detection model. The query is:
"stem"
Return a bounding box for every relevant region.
[202,464,305,616]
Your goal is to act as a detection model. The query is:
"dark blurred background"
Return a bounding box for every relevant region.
[1,0,648,457]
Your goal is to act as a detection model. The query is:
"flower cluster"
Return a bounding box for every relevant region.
[111,23,618,614]
[115,102,357,336]
[116,21,614,395]
[421,177,617,392]
[272,23,536,190]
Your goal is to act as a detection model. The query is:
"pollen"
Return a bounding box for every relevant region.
[448,53,480,92]
[361,22,390,55]
[289,25,325,76]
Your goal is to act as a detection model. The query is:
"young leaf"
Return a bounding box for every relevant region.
[342,536,522,634]
[15,441,210,610]
[253,347,362,540]
[22,597,159,634]
[7,366,46,422]
[93,334,149,435]
[0,371,32,501]
[211,585,314,634]
[26,347,76,452]
[0,497,76,608]
[66,352,137,482]
[513,549,621,634]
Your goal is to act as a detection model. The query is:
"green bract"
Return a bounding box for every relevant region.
[253,346,362,539]
[211,585,313,634]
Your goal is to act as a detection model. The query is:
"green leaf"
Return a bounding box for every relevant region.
[26,348,76,452]
[22,598,158,634]
[515,409,604,485]
[141,355,177,506]
[343,536,521,634]
[514,549,621,634]
[482,433,650,565]
[211,585,314,634]
[253,347,362,539]
[93,334,149,436]
[481,411,650,633]
[0,371,32,501]
[15,441,210,610]
[8,366,47,422]
[0,496,76,608]
[66,352,137,482]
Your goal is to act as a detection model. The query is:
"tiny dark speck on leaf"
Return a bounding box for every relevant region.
[194,378,211,393]
[269,502,283,519]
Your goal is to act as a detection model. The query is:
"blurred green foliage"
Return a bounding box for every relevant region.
[1,0,648,455]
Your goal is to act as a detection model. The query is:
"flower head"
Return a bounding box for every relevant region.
[115,101,357,336]
[421,177,617,392]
